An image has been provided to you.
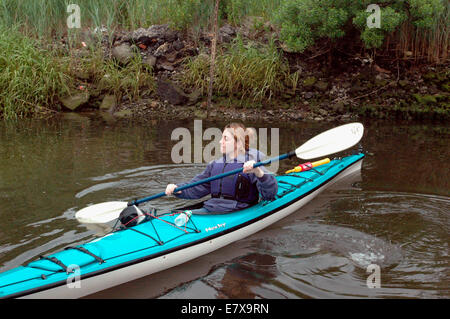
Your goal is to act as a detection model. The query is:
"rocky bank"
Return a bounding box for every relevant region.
[60,21,449,123]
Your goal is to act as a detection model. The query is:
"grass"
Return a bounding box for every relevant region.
[0,24,154,120]
[0,26,72,120]
[0,0,214,38]
[391,1,449,63]
[0,0,283,39]
[180,37,294,104]
[95,54,155,102]
[63,48,155,102]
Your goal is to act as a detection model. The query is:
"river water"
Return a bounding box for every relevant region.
[0,113,448,299]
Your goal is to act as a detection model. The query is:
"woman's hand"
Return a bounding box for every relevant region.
[243,160,264,178]
[165,184,181,196]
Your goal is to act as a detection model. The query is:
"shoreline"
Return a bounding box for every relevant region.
[60,23,450,123]
[2,23,449,122]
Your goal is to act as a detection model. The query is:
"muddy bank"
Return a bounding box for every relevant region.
[61,22,449,123]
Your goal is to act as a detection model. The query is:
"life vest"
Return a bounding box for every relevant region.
[210,157,259,205]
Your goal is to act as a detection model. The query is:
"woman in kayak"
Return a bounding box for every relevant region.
[165,122,278,213]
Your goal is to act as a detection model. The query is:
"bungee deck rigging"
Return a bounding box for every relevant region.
[0,152,364,299]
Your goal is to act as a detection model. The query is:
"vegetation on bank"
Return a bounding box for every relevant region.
[276,0,448,60]
[180,37,295,103]
[0,27,71,119]
[65,49,155,102]
[0,0,448,120]
[0,26,154,120]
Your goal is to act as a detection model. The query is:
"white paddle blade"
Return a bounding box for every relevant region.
[296,122,364,159]
[75,201,128,224]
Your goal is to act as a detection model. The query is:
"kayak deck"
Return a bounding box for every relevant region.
[0,152,364,298]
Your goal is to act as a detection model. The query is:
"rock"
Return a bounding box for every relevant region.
[99,111,117,124]
[304,92,314,99]
[99,94,117,112]
[317,108,328,117]
[143,55,157,69]
[187,89,202,105]
[156,78,189,105]
[149,100,159,108]
[114,109,133,118]
[130,27,156,44]
[112,43,134,65]
[130,24,177,45]
[219,24,236,43]
[333,101,345,114]
[166,52,177,63]
[341,114,352,120]
[157,61,175,71]
[60,93,90,111]
[154,42,172,57]
[173,39,184,51]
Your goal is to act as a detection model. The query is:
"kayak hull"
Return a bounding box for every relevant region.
[1,153,364,299]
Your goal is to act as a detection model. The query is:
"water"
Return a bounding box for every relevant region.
[0,114,448,298]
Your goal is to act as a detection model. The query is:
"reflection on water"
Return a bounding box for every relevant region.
[0,114,449,298]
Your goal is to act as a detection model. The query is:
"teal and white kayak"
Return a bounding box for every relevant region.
[0,152,364,299]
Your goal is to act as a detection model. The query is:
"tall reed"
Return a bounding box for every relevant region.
[180,37,292,103]
[0,0,284,37]
[0,0,215,37]
[0,26,72,120]
[392,1,449,63]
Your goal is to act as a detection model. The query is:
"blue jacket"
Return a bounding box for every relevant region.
[174,150,278,213]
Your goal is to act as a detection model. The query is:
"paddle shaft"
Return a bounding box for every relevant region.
[128,151,296,206]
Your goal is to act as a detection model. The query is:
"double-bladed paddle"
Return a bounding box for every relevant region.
[75,122,364,223]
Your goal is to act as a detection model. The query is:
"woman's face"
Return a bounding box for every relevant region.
[220,129,237,156]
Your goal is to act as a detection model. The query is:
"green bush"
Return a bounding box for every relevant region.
[274,0,352,52]
[275,0,447,51]
[353,5,407,48]
[408,0,447,29]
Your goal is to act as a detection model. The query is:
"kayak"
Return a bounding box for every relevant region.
[0,152,364,299]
